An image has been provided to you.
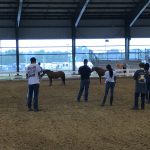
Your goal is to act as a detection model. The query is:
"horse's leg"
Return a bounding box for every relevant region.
[48,76,52,86]
[63,74,66,85]
[50,77,52,86]
[64,77,65,85]
[62,76,65,85]
[99,76,101,84]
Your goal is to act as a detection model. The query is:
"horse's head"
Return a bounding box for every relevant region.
[42,69,47,74]
[92,67,96,72]
[92,66,101,72]
[40,69,50,77]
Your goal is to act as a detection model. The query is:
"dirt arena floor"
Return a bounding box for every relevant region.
[0,77,150,150]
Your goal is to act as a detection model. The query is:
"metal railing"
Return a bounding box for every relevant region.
[0,69,137,80]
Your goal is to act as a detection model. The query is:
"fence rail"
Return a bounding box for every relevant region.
[0,69,138,80]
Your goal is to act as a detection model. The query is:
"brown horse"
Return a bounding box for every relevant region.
[92,67,106,84]
[116,63,124,69]
[41,69,65,86]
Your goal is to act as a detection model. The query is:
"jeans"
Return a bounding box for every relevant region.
[134,93,145,109]
[28,84,40,110]
[101,82,115,106]
[77,79,90,101]
[146,84,150,102]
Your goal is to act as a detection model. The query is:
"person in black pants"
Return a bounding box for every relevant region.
[132,62,149,110]
[77,59,92,102]
[144,63,150,103]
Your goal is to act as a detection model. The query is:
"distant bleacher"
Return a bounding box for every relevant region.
[91,60,141,69]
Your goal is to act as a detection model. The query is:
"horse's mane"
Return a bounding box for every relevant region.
[42,69,65,75]
[43,69,53,73]
[43,69,51,71]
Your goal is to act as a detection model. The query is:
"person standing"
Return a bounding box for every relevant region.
[38,62,43,78]
[38,62,42,70]
[132,62,149,110]
[123,63,127,76]
[77,59,92,102]
[101,64,116,106]
[144,63,150,103]
[26,57,42,111]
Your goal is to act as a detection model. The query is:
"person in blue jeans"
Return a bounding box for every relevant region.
[77,59,92,102]
[101,64,116,106]
[26,57,42,111]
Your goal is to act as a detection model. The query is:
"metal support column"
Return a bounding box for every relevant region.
[72,25,76,72]
[15,27,20,74]
[125,38,130,60]
[125,23,131,60]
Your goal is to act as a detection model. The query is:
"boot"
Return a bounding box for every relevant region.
[110,97,113,106]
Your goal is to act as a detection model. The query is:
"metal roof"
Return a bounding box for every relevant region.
[0,0,150,28]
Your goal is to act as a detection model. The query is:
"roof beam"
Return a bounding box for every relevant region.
[74,0,91,27]
[17,0,23,27]
[129,0,150,27]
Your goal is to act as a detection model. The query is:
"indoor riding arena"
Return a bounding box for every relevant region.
[0,77,150,150]
[0,0,150,150]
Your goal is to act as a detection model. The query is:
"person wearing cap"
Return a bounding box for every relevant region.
[144,63,150,103]
[26,57,42,112]
[38,62,43,78]
[132,62,149,110]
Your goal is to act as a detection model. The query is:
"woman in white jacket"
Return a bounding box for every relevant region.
[101,64,116,106]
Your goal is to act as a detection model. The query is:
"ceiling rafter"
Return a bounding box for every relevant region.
[128,0,150,27]
[0,0,150,26]
[17,0,23,27]
[73,0,91,27]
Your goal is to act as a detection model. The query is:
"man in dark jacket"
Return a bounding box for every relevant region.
[77,59,92,102]
[132,62,149,110]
